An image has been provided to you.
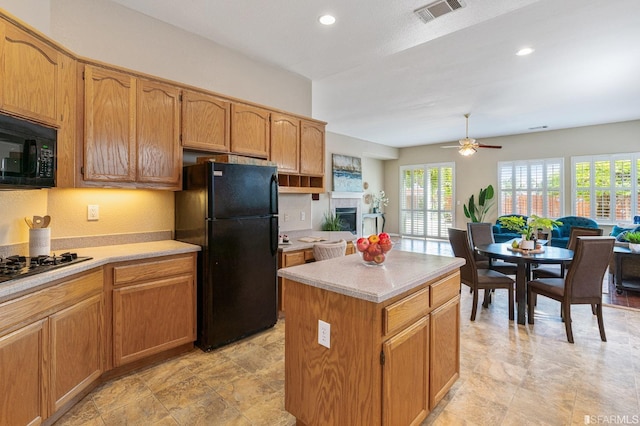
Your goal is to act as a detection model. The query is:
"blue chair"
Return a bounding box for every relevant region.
[550,216,599,248]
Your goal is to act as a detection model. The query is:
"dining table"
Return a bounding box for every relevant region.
[475,240,574,324]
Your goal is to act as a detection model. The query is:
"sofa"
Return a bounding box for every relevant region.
[549,216,599,248]
[492,214,529,243]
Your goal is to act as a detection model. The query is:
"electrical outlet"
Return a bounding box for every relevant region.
[300,211,306,221]
[318,320,330,348]
[284,213,290,222]
[87,205,99,221]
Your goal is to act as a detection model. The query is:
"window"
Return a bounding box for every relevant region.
[400,163,454,239]
[572,153,640,223]
[498,158,563,217]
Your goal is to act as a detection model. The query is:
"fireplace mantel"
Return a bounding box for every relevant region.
[329,192,364,236]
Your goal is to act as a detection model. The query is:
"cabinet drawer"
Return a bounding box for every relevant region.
[383,287,429,336]
[283,251,305,267]
[430,272,460,309]
[113,255,194,286]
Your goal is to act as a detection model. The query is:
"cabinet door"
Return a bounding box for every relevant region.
[0,319,48,425]
[83,65,136,182]
[49,294,103,412]
[230,103,270,158]
[137,79,181,188]
[0,20,60,126]
[382,316,429,426]
[429,296,460,409]
[181,90,230,152]
[300,120,325,175]
[113,274,195,367]
[270,113,300,173]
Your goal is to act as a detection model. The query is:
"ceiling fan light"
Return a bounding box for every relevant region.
[458,145,476,156]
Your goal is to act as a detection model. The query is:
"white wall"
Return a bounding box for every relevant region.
[384,119,640,236]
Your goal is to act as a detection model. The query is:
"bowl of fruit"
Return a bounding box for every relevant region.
[356,232,393,266]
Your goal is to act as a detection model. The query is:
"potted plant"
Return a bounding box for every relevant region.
[321,211,344,231]
[498,215,562,249]
[624,231,640,253]
[463,185,495,223]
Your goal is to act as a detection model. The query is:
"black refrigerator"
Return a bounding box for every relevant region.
[175,162,279,351]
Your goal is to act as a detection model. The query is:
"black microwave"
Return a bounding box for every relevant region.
[0,113,56,189]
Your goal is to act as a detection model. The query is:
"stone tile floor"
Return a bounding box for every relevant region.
[55,238,640,425]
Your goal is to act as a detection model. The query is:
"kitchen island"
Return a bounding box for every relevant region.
[278,250,464,426]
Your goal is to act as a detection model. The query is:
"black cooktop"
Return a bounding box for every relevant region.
[0,252,92,284]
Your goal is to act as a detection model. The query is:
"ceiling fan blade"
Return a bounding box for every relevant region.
[478,144,502,149]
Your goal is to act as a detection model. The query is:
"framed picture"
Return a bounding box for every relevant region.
[332,154,362,192]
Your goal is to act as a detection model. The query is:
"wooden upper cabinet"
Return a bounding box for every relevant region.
[83,65,136,183]
[300,120,325,176]
[0,20,60,126]
[181,90,230,152]
[270,113,300,173]
[231,103,270,158]
[83,65,181,189]
[137,79,181,188]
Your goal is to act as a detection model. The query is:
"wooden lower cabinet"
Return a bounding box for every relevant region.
[429,296,460,409]
[285,271,460,425]
[0,268,103,425]
[382,316,429,426]
[110,253,196,367]
[50,293,103,412]
[0,319,48,426]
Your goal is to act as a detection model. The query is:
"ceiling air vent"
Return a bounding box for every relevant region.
[414,0,465,23]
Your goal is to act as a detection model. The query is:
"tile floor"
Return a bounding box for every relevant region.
[55,238,640,425]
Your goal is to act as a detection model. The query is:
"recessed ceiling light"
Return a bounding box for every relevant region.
[516,47,535,56]
[319,14,336,25]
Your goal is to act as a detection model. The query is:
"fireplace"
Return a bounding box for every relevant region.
[335,207,357,235]
[329,192,363,237]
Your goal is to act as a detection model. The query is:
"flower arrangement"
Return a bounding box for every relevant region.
[371,190,389,211]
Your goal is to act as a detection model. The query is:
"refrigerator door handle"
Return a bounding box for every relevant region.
[270,173,279,215]
[270,215,279,255]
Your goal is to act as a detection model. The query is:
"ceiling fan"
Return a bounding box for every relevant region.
[442,114,502,156]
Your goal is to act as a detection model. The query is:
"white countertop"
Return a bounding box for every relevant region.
[278,249,464,303]
[278,230,357,252]
[0,240,200,303]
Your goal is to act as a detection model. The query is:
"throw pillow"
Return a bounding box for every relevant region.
[610,225,630,237]
[616,230,629,242]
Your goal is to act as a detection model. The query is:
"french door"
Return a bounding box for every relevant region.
[400,163,454,239]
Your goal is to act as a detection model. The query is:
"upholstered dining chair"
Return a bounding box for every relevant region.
[448,228,515,321]
[313,239,347,261]
[527,236,615,343]
[466,222,518,275]
[532,226,604,279]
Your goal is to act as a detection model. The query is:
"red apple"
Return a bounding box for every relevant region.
[368,234,380,244]
[367,243,382,256]
[378,232,390,241]
[356,237,369,252]
[373,253,386,264]
[379,239,392,253]
[362,251,374,262]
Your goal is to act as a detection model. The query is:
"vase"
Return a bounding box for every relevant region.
[630,243,640,253]
[372,207,379,213]
[520,240,535,250]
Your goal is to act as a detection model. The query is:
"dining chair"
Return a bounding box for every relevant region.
[527,236,614,343]
[532,226,603,279]
[313,239,347,261]
[448,228,515,321]
[466,222,518,275]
